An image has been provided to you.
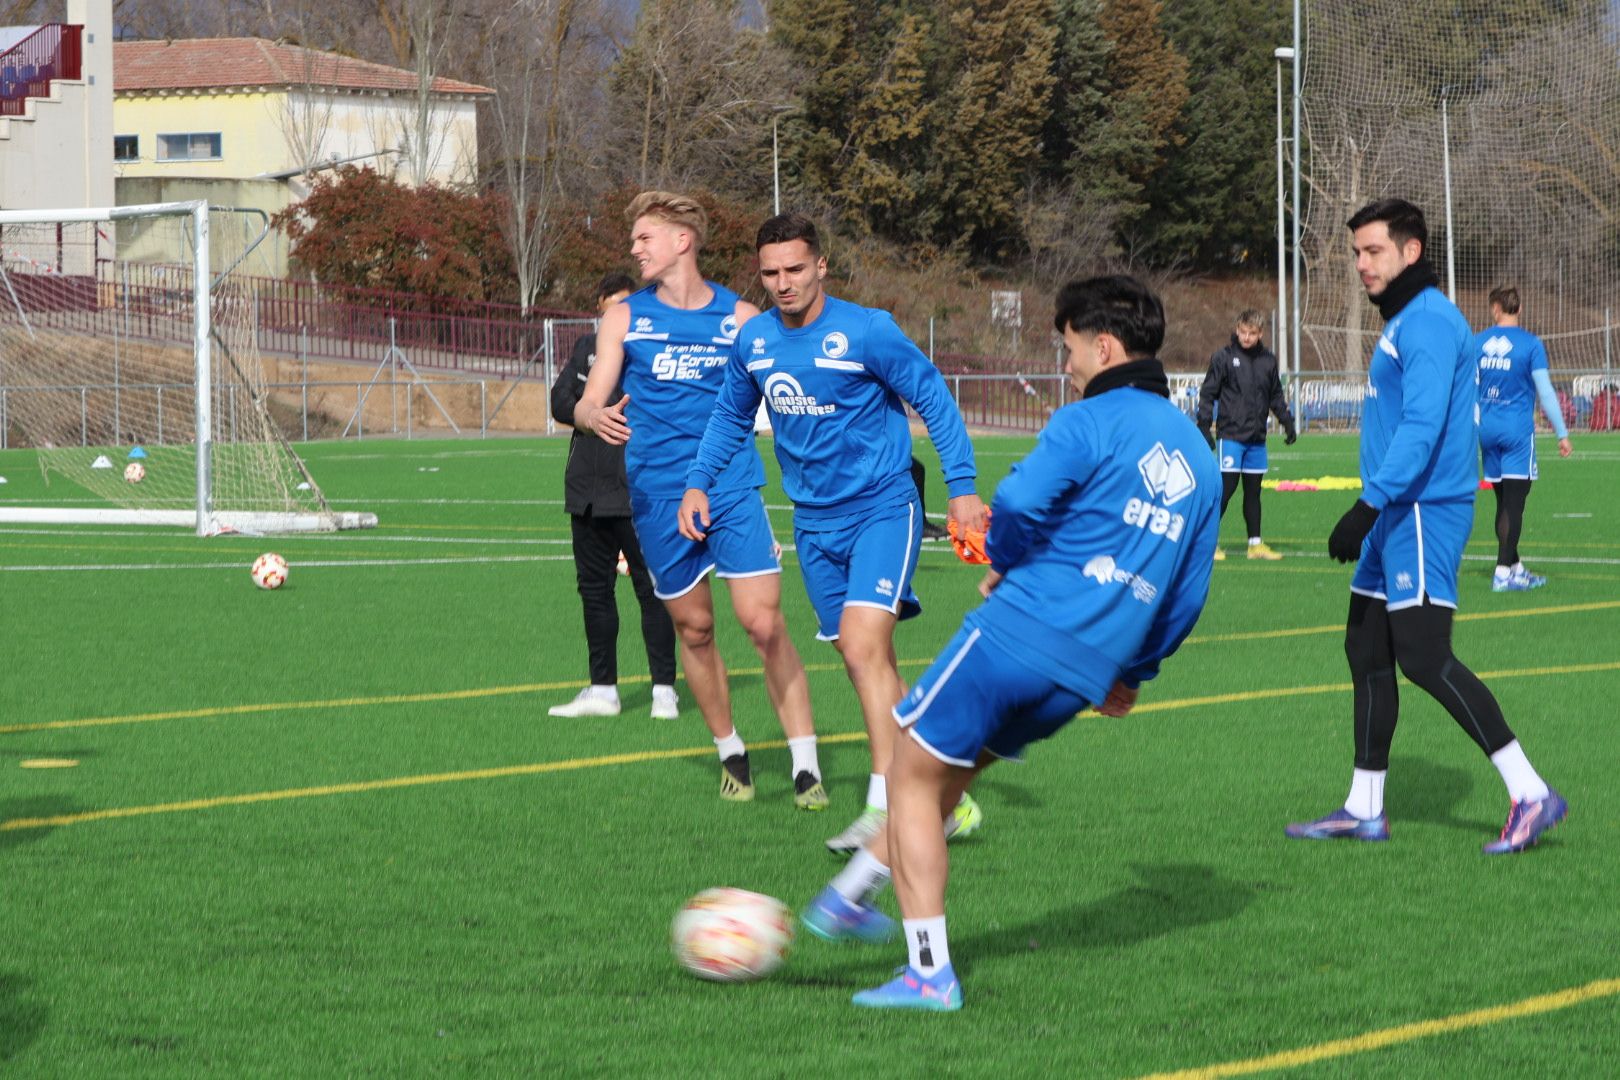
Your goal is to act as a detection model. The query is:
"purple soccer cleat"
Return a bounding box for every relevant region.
[800,886,898,944]
[852,964,962,1012]
[1482,790,1567,854]
[1285,807,1390,842]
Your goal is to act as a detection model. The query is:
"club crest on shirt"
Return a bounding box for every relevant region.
[822,332,850,359]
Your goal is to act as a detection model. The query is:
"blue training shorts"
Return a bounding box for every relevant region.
[1350,498,1473,611]
[1480,425,1538,482]
[893,623,1090,767]
[795,500,923,642]
[1219,439,1268,474]
[631,487,780,600]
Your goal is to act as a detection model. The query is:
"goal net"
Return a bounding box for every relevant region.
[0,200,374,533]
[1298,1,1620,377]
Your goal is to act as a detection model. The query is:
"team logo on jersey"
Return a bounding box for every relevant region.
[875,577,895,597]
[720,315,739,340]
[752,337,767,354]
[1396,572,1413,592]
[1232,357,1242,367]
[1377,332,1399,360]
[1137,443,1197,506]
[763,372,836,416]
[1479,335,1514,370]
[822,332,850,359]
[1083,555,1157,603]
[635,316,654,334]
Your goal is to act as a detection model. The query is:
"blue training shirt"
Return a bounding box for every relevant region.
[1472,325,1549,439]
[1360,286,1479,508]
[970,386,1219,702]
[686,295,977,526]
[619,282,765,500]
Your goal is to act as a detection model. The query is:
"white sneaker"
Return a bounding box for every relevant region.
[548,686,621,718]
[651,684,679,720]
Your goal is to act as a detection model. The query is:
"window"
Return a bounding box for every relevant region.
[113,135,139,161]
[156,132,222,162]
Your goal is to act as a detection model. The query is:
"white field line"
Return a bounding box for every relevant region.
[0,554,579,573]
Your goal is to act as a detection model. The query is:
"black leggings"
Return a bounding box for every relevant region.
[1344,594,1515,771]
[1219,472,1263,540]
[570,512,677,686]
[1492,479,1532,566]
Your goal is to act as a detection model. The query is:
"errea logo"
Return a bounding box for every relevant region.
[1479,335,1514,371]
[875,577,895,597]
[822,332,850,359]
[1137,443,1197,507]
[635,316,654,335]
[752,337,767,354]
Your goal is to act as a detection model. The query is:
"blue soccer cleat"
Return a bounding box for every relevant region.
[1285,807,1391,842]
[852,964,962,1012]
[1494,569,1547,592]
[800,886,898,944]
[1482,789,1567,854]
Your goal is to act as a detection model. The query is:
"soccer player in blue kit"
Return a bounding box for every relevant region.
[1472,285,1573,591]
[573,191,824,807]
[796,275,1220,1011]
[681,213,989,854]
[1290,198,1566,853]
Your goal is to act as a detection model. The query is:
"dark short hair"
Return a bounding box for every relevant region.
[596,272,636,302]
[755,212,821,256]
[1052,275,1165,358]
[1489,285,1522,315]
[1347,197,1428,253]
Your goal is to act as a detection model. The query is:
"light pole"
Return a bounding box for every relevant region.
[1274,46,1294,383]
[770,105,798,215]
[1291,0,1302,383]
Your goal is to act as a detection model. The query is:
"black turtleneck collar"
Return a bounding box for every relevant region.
[1083,357,1170,400]
[1372,258,1440,321]
[1230,333,1264,359]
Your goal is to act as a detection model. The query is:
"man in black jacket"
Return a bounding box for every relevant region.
[548,273,679,718]
[1196,309,1297,561]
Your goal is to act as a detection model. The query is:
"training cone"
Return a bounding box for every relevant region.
[128,445,148,460]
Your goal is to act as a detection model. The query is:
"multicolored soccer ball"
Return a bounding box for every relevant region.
[123,462,145,484]
[251,552,288,590]
[671,887,793,982]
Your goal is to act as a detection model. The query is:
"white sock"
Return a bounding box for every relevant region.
[1248,536,1262,546]
[866,773,888,811]
[1344,768,1386,820]
[1491,740,1550,802]
[714,729,745,761]
[904,915,950,976]
[830,848,890,906]
[1512,561,1526,575]
[653,683,675,696]
[788,736,820,779]
[1494,564,1512,580]
[590,684,618,700]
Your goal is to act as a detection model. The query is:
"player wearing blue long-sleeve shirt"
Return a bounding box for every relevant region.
[682,214,989,855]
[799,276,1219,1012]
[1472,285,1574,591]
[1294,198,1564,854]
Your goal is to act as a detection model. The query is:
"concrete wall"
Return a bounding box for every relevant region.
[115,176,294,275]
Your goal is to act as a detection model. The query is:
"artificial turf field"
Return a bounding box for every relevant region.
[2,432,1617,1077]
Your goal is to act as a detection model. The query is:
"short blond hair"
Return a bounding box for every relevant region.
[1235,309,1266,331]
[625,190,708,250]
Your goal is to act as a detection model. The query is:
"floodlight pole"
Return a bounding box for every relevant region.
[1291,0,1302,381]
[1275,47,1295,383]
[1441,87,1458,302]
[773,117,781,216]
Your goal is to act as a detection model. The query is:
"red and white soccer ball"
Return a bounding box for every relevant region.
[123,462,145,484]
[251,552,288,590]
[671,887,794,982]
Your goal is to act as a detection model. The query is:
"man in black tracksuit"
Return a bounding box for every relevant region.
[1196,309,1297,561]
[548,273,678,718]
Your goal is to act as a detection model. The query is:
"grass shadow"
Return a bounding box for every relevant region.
[0,974,47,1064]
[1389,754,1495,833]
[0,796,76,852]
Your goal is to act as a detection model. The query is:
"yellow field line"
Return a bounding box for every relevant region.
[6,601,1615,736]
[5,659,1614,834]
[1134,978,1620,1079]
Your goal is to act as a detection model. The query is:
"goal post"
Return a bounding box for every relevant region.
[0,199,375,534]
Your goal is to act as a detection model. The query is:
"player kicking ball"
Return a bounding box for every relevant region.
[682,213,988,852]
[1288,198,1565,853]
[799,275,1219,1010]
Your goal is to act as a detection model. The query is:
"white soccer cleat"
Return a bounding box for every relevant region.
[826,806,888,855]
[651,684,680,720]
[548,686,621,718]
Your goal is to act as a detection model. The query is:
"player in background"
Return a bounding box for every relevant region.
[1472,285,1573,591]
[1291,198,1565,853]
[799,275,1219,1011]
[682,213,988,852]
[574,191,823,807]
[1196,308,1296,561]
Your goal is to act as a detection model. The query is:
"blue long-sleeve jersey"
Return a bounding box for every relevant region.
[620,283,764,500]
[1471,325,1567,439]
[1360,286,1479,508]
[685,296,977,524]
[970,387,1219,703]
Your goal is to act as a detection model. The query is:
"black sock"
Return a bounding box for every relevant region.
[1242,472,1263,539]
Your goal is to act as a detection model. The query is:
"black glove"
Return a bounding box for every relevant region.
[1328,500,1380,563]
[1202,428,1216,450]
[1285,424,1298,446]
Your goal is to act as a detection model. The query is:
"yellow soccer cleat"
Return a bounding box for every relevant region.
[719,753,755,802]
[1247,542,1283,561]
[944,791,984,841]
[793,771,830,811]
[1212,547,1227,562]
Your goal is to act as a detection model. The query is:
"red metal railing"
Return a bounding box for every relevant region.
[0,24,82,118]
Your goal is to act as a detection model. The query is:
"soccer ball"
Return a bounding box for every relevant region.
[671,887,793,982]
[123,462,145,484]
[251,552,288,590]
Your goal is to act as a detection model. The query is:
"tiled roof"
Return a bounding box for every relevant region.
[114,37,492,96]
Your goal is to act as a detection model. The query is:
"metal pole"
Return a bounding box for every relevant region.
[300,324,309,442]
[193,202,213,536]
[480,381,488,438]
[1274,49,1292,381]
[1441,90,1457,302]
[1291,0,1302,379]
[1606,307,1612,375]
[773,118,781,216]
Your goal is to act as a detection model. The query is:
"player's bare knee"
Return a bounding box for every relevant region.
[674,616,716,651]
[736,607,785,652]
